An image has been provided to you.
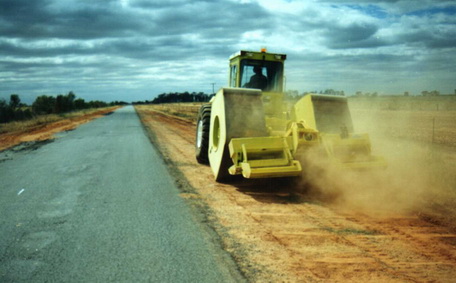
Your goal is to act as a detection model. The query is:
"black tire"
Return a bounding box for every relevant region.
[195,104,211,164]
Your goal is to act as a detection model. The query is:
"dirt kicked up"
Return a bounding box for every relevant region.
[135,105,456,283]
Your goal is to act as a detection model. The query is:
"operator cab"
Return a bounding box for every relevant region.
[229,50,286,93]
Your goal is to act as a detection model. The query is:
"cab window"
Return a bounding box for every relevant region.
[239,59,283,92]
[229,65,237,87]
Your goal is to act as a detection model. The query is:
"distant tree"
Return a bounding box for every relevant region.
[55,95,64,113]
[194,92,208,102]
[324,89,337,95]
[0,95,32,123]
[66,91,76,110]
[355,91,363,97]
[1,92,113,123]
[329,89,345,96]
[54,91,76,113]
[421,91,429,96]
[32,95,56,115]
[404,91,409,96]
[285,90,299,98]
[74,98,87,109]
[151,91,211,104]
[9,94,21,109]
[88,100,108,108]
[13,108,32,121]
[109,101,128,106]
[0,98,11,123]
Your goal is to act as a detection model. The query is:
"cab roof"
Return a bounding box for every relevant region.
[229,50,287,61]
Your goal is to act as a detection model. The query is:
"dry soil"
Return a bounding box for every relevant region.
[135,105,456,283]
[0,107,119,151]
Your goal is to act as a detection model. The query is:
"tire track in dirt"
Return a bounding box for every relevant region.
[135,105,456,283]
[290,205,436,282]
[344,213,456,265]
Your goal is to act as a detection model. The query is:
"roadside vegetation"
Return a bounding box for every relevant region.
[132,91,212,105]
[0,108,117,135]
[0,92,127,135]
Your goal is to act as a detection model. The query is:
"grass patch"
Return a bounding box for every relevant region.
[147,103,202,122]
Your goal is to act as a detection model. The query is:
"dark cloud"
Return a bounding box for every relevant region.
[1,2,134,39]
[397,29,456,49]
[149,1,273,37]
[0,0,272,40]
[130,0,190,9]
[0,39,93,57]
[0,0,51,20]
[386,12,456,49]
[324,22,383,49]
[0,0,454,102]
[0,0,273,64]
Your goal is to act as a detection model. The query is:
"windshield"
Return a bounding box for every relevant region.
[240,59,283,92]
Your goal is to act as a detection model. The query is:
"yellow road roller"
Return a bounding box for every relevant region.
[195,49,386,182]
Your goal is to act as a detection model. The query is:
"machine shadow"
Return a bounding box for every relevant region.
[230,177,317,205]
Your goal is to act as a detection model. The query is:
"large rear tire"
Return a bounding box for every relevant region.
[195,104,211,165]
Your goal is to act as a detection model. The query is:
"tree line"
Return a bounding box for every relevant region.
[133,91,212,105]
[0,92,127,123]
[285,89,346,100]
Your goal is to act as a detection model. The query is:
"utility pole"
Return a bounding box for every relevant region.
[211,83,216,95]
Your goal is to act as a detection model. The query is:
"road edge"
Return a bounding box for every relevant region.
[133,106,249,283]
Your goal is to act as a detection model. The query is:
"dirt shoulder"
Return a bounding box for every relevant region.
[0,107,120,152]
[136,104,456,283]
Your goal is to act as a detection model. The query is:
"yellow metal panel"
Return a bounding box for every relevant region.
[292,94,317,130]
[228,136,303,178]
[208,88,266,181]
[241,160,302,179]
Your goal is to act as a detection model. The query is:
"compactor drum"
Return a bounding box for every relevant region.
[195,49,385,182]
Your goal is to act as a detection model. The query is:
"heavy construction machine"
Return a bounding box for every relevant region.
[195,49,386,182]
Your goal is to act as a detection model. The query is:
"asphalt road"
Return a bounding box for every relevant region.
[0,106,243,283]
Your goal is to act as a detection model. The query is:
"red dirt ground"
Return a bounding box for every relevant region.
[136,105,456,283]
[0,107,119,151]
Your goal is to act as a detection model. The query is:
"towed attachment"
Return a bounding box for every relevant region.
[228,137,301,178]
[223,93,386,179]
[226,132,386,179]
[320,133,387,170]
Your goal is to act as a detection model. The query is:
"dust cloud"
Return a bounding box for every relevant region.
[298,108,456,220]
[225,91,268,138]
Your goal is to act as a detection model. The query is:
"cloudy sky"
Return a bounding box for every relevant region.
[1,0,455,103]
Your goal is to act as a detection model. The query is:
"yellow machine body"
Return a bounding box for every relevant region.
[196,50,386,181]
